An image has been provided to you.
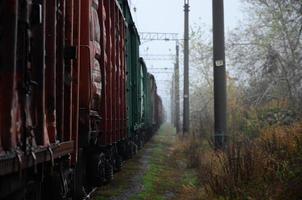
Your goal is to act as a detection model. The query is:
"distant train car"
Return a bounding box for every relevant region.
[139,58,165,138]
[0,0,163,199]
[155,95,163,129]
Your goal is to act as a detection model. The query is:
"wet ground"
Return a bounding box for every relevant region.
[93,124,193,200]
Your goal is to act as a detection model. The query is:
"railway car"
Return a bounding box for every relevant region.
[0,0,79,199]
[118,0,145,152]
[0,0,164,199]
[155,95,165,129]
[139,58,164,140]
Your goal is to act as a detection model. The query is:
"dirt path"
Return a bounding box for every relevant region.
[94,124,173,200]
[105,143,155,200]
[94,124,199,200]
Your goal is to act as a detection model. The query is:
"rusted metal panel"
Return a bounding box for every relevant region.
[64,0,74,142]
[56,0,66,142]
[0,141,74,176]
[92,0,126,145]
[17,0,35,152]
[117,11,123,141]
[0,0,19,152]
[0,0,81,176]
[31,0,49,146]
[72,0,81,163]
[79,0,91,149]
[99,0,108,145]
[46,0,57,144]
[122,22,127,139]
[111,0,115,143]
[79,0,91,109]
[104,0,112,145]
[116,8,119,142]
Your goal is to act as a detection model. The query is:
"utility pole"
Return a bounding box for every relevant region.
[175,44,180,133]
[183,0,190,135]
[171,72,175,125]
[213,0,227,149]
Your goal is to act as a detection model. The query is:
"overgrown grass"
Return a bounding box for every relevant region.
[177,122,302,200]
[95,155,142,200]
[96,124,203,200]
[131,124,181,200]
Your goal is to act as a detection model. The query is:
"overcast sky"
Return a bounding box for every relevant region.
[130,0,244,33]
[128,0,244,120]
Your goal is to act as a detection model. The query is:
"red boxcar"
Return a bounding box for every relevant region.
[80,0,127,145]
[0,0,127,199]
[0,0,80,198]
[78,0,127,188]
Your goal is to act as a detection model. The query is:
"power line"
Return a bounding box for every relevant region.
[148,67,173,70]
[141,54,175,61]
[139,32,178,41]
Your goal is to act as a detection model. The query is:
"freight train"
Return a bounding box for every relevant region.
[0,0,165,199]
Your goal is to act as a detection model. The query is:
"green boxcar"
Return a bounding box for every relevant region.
[139,58,153,133]
[139,58,148,128]
[149,74,157,129]
[118,0,163,144]
[118,0,142,140]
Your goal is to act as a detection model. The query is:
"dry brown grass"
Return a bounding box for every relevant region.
[177,184,207,200]
[175,122,302,200]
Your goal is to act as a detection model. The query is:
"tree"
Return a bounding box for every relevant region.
[228,0,302,109]
[188,25,214,136]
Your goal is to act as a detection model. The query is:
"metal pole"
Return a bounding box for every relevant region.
[213,0,227,149]
[172,65,176,126]
[183,0,190,135]
[175,43,180,133]
[171,77,174,124]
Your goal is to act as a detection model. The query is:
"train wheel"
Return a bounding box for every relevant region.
[43,166,72,200]
[105,160,113,182]
[73,149,87,200]
[115,155,123,172]
[88,153,106,186]
[118,140,128,161]
[5,188,26,200]
[26,181,42,200]
[132,141,138,155]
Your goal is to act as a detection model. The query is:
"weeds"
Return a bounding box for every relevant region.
[176,122,302,200]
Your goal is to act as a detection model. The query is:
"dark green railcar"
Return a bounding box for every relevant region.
[118,0,144,146]
[149,74,157,129]
[118,0,164,149]
[139,59,149,134]
[139,58,155,137]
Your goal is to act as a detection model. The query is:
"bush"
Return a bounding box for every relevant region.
[179,122,302,200]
